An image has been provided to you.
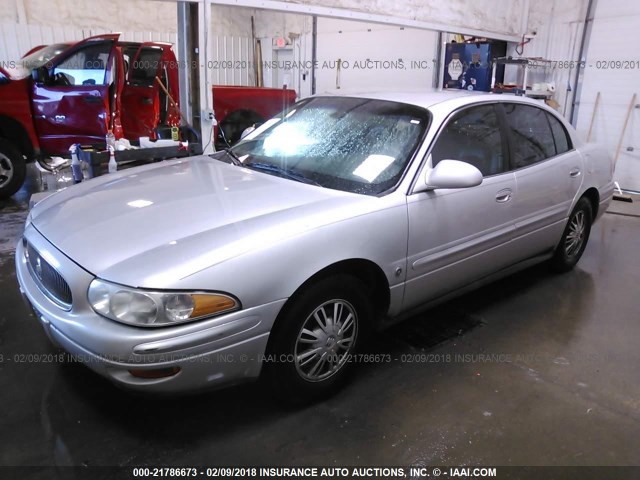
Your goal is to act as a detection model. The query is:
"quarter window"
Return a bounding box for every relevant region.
[431,104,505,177]
[546,112,572,155]
[503,103,555,168]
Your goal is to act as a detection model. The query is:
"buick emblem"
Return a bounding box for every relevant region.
[35,256,43,281]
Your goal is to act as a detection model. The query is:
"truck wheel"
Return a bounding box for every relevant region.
[219,110,265,146]
[0,139,26,199]
[263,274,371,404]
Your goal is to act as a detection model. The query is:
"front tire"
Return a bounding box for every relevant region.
[550,197,593,272]
[263,274,371,403]
[0,139,26,199]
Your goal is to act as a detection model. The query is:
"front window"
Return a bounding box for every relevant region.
[431,104,506,177]
[230,96,430,195]
[53,43,112,86]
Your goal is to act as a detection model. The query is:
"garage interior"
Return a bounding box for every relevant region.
[1,0,640,475]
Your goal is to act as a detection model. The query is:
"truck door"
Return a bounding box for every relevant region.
[30,34,120,156]
[121,42,181,140]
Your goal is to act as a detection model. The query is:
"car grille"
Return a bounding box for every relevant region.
[25,241,73,309]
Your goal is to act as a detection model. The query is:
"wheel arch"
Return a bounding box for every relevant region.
[219,109,265,145]
[580,187,600,219]
[271,258,391,334]
[0,115,36,161]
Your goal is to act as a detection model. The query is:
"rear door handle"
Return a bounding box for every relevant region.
[495,188,512,203]
[569,168,581,177]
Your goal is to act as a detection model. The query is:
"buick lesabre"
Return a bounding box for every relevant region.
[16,91,614,401]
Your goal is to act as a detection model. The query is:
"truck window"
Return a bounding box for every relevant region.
[130,47,163,86]
[54,43,112,86]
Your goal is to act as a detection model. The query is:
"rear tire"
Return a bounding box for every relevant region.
[263,274,371,404]
[0,139,26,199]
[550,197,593,273]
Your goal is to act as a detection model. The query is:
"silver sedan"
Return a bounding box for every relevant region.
[16,91,614,401]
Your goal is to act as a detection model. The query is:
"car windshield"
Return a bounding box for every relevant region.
[5,43,69,79]
[230,96,430,195]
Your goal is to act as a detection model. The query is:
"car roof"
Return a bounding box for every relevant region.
[316,88,547,110]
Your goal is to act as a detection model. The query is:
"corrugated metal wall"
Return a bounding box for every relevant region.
[210,35,254,86]
[0,22,177,61]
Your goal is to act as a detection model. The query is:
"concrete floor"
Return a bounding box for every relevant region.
[1,166,639,469]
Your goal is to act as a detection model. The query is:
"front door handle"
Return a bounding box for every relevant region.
[495,188,512,203]
[569,168,581,178]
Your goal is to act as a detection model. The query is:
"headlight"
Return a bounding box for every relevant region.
[88,279,239,327]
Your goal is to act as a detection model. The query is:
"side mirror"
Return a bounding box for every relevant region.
[240,124,256,141]
[31,66,50,84]
[416,159,483,192]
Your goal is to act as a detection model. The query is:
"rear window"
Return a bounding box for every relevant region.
[129,47,163,86]
[503,103,556,169]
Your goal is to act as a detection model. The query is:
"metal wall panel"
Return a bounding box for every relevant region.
[574,1,640,190]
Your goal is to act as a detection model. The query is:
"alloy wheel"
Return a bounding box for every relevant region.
[565,210,586,257]
[0,153,14,188]
[294,299,358,382]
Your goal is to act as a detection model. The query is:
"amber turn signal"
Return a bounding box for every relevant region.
[191,294,237,318]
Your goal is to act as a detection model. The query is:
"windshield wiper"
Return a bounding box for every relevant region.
[223,148,243,166]
[244,161,322,187]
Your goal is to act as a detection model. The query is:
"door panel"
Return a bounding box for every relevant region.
[511,152,583,256]
[121,43,180,140]
[30,35,119,155]
[404,173,518,310]
[504,104,584,257]
[403,103,519,312]
[31,85,110,154]
[121,44,162,140]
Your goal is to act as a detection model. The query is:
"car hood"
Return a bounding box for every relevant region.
[31,156,373,287]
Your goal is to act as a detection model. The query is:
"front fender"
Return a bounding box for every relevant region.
[170,198,409,316]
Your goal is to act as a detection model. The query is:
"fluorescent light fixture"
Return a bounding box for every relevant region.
[353,154,395,183]
[127,200,153,208]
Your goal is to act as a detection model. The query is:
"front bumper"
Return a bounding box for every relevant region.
[15,226,285,393]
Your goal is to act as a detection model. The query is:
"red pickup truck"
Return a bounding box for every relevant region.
[214,85,297,148]
[0,34,181,198]
[0,34,296,198]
